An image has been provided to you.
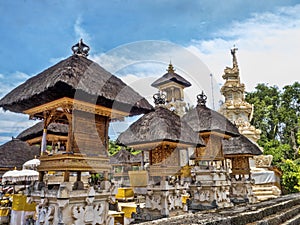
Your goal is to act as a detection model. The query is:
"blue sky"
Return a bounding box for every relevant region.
[1,0,300,144]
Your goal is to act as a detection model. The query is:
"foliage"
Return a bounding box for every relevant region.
[280,159,300,193]
[108,140,121,156]
[246,82,300,193]
[108,140,141,156]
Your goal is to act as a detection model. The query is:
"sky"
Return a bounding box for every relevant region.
[0,0,300,144]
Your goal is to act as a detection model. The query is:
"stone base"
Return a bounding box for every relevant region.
[30,182,111,225]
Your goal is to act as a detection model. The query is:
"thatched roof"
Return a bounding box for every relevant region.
[223,135,263,156]
[0,138,40,170]
[0,54,153,116]
[110,149,142,165]
[17,122,68,141]
[151,63,191,88]
[117,106,204,148]
[182,94,239,137]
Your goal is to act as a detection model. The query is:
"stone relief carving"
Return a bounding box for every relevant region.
[145,195,162,210]
[35,198,55,225]
[72,202,107,225]
[254,155,273,167]
[168,194,183,210]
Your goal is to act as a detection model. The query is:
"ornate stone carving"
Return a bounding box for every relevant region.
[35,198,55,225]
[145,195,162,210]
[254,155,273,167]
[72,202,107,225]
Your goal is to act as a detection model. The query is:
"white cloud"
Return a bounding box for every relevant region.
[74,16,91,42]
[12,71,30,80]
[188,4,300,91]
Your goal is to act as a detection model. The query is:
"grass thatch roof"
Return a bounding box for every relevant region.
[223,135,263,156]
[17,122,68,141]
[117,106,205,148]
[0,138,40,170]
[110,149,142,165]
[0,54,153,116]
[182,104,240,137]
[151,63,191,88]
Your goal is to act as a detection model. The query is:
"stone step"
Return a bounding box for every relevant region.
[138,193,300,225]
[252,186,274,191]
[253,191,274,196]
[255,195,278,201]
[281,213,300,225]
[246,204,300,225]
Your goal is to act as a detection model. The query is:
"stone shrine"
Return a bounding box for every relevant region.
[219,47,281,201]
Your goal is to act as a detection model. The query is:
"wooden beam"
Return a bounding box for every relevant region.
[24,97,129,119]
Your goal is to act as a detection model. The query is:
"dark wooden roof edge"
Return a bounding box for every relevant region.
[116,138,204,149]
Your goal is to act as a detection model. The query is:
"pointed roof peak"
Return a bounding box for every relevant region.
[151,62,191,88]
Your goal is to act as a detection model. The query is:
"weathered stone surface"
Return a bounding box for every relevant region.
[137,193,300,225]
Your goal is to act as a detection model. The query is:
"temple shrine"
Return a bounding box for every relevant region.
[151,63,191,117]
[182,92,240,210]
[219,47,281,201]
[0,40,153,225]
[0,41,285,224]
[117,92,204,221]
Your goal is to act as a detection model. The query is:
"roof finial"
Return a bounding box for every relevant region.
[167,61,175,73]
[153,91,166,106]
[197,91,207,106]
[72,39,90,57]
[231,45,238,69]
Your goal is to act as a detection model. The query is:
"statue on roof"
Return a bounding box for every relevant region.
[231,46,238,70]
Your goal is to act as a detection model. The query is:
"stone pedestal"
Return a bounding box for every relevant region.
[132,179,188,222]
[31,183,111,225]
[188,166,232,210]
[230,177,257,204]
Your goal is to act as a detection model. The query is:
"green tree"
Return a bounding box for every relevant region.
[246,82,300,193]
[108,140,121,156]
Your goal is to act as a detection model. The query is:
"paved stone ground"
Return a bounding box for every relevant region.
[137,193,300,225]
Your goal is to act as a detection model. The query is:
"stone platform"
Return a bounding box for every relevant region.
[137,193,300,225]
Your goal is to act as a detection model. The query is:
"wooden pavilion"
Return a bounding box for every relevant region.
[17,121,68,151]
[117,93,204,221]
[0,39,153,225]
[223,134,262,203]
[182,91,240,210]
[109,149,143,187]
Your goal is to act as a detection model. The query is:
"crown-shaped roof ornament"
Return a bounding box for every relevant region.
[197,91,207,106]
[167,62,175,73]
[72,39,90,57]
[153,91,166,106]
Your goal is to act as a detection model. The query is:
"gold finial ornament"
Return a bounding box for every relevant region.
[167,62,175,73]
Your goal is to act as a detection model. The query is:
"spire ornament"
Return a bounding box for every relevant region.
[72,39,90,57]
[197,91,207,106]
[167,62,175,73]
[153,92,166,106]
